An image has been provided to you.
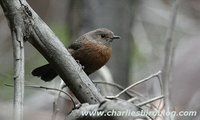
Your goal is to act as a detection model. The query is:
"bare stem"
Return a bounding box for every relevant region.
[51,80,65,120]
[162,0,179,120]
[94,81,135,97]
[13,28,25,120]
[5,83,76,108]
[26,85,76,108]
[0,0,26,119]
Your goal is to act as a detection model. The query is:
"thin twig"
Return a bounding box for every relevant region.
[51,80,65,120]
[94,81,148,101]
[127,97,139,103]
[136,95,164,107]
[94,81,135,97]
[26,85,76,108]
[5,84,76,108]
[106,71,161,99]
[162,0,179,120]
[156,74,164,115]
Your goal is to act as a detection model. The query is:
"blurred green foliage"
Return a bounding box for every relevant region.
[130,41,146,66]
[0,70,14,101]
[49,22,70,46]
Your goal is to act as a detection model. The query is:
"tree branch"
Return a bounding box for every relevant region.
[162,0,179,120]
[0,1,25,120]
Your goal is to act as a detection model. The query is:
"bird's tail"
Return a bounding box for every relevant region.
[32,64,57,82]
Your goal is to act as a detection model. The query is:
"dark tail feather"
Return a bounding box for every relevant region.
[32,64,57,82]
[32,64,50,76]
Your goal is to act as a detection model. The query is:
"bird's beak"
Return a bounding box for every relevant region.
[111,35,121,40]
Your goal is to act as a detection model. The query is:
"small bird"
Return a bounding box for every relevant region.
[32,28,120,82]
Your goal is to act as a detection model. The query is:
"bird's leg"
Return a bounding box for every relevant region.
[75,60,85,70]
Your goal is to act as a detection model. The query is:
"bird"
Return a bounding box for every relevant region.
[31,28,120,82]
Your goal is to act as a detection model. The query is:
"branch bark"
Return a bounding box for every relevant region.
[12,23,25,120]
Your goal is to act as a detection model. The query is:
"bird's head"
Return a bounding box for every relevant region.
[85,28,120,46]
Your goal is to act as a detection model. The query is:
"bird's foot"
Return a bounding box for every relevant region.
[76,60,85,70]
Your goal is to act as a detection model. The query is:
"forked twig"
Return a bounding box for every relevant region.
[106,71,161,99]
[94,81,135,97]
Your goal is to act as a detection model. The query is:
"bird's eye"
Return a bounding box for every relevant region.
[101,34,106,38]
